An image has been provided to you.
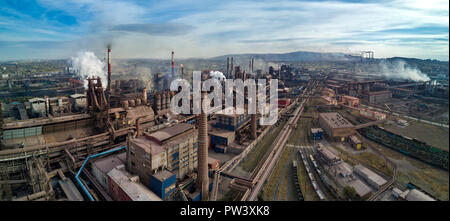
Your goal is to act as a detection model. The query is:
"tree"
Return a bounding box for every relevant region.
[343,185,361,201]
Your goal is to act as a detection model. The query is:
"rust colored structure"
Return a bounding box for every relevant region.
[197,91,209,200]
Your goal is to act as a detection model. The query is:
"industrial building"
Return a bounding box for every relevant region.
[127,123,198,184]
[319,112,355,141]
[353,164,387,190]
[347,180,372,198]
[368,91,392,103]
[317,143,341,166]
[311,128,323,140]
[215,107,249,131]
[348,135,362,150]
[91,153,127,190]
[107,165,162,201]
[341,95,359,107]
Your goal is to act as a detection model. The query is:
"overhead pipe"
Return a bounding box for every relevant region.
[75,145,126,201]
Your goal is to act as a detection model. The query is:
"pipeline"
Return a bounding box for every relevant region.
[75,145,126,201]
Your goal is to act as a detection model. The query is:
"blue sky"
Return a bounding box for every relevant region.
[0,0,448,61]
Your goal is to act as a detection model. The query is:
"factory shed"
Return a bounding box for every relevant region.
[319,112,355,141]
[400,189,436,201]
[91,153,127,190]
[107,166,162,201]
[348,180,372,198]
[149,169,176,199]
[354,164,387,190]
[349,135,362,150]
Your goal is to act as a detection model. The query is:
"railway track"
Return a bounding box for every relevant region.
[245,81,316,201]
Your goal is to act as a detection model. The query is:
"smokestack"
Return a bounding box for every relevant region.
[142,88,147,104]
[156,93,161,111]
[136,118,141,137]
[107,48,111,93]
[230,57,234,79]
[226,57,229,79]
[180,64,184,76]
[251,114,257,139]
[171,50,175,79]
[45,96,49,116]
[251,58,254,74]
[197,90,209,201]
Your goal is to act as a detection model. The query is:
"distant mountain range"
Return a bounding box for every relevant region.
[210,51,360,62]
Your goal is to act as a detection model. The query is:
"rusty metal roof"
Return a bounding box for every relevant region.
[319,112,354,129]
[148,123,193,143]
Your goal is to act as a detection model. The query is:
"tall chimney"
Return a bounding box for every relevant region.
[251,58,254,74]
[197,90,209,201]
[180,64,184,76]
[171,50,175,79]
[230,57,234,79]
[142,88,147,105]
[44,96,49,116]
[107,48,111,94]
[226,57,229,79]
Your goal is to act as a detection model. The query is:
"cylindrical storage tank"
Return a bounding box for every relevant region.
[136,98,142,106]
[129,99,135,107]
[155,94,161,111]
[122,100,129,109]
[161,93,167,110]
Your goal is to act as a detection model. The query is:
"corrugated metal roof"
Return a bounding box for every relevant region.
[354,164,387,186]
[319,112,354,129]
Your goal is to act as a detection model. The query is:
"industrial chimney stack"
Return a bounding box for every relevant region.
[197,90,209,200]
[107,48,111,93]
[171,51,175,79]
[230,57,234,79]
[226,57,229,79]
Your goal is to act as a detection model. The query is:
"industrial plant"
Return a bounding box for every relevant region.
[0,47,447,202]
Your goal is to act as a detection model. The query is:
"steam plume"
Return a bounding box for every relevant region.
[209,70,226,81]
[379,60,430,82]
[71,51,107,88]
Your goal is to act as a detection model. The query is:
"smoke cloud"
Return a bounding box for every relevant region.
[209,71,226,81]
[71,51,107,88]
[379,60,430,82]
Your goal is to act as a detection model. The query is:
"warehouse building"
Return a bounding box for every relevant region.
[91,152,127,190]
[319,112,355,141]
[354,164,387,190]
[127,123,198,185]
[348,180,372,198]
[368,91,392,103]
[107,165,162,201]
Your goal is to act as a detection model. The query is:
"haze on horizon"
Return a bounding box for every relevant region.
[0,0,448,61]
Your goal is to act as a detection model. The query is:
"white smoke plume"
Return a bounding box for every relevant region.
[379,60,430,82]
[210,70,226,81]
[71,51,107,88]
